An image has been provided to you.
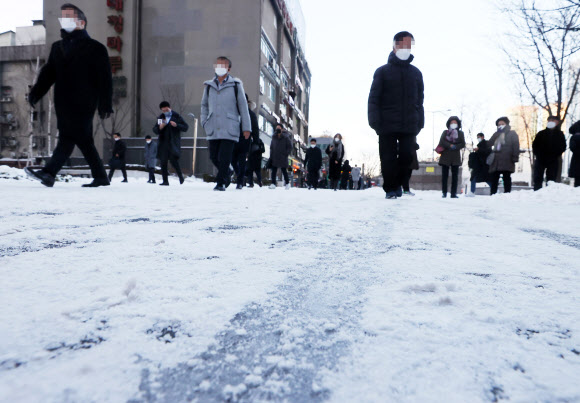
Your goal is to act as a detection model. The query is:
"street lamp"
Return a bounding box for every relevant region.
[428,109,452,162]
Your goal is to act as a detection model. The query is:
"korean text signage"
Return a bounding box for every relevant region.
[106,0,127,99]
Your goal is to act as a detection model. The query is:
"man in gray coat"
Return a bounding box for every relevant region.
[144,135,158,184]
[201,56,251,191]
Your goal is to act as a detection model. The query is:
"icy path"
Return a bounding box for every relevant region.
[0,174,579,402]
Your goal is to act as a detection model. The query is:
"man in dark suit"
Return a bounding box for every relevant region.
[25,3,113,188]
[152,101,189,186]
[108,132,128,183]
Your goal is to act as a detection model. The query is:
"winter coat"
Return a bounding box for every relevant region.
[569,121,580,177]
[304,147,322,171]
[368,52,425,136]
[112,139,127,163]
[270,131,293,169]
[487,126,520,174]
[326,143,344,180]
[249,109,259,143]
[144,141,158,169]
[29,29,113,135]
[468,139,491,182]
[341,162,352,186]
[200,75,251,142]
[352,166,362,182]
[438,130,466,167]
[532,128,566,163]
[152,111,189,160]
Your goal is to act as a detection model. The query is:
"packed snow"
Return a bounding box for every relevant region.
[0,168,579,402]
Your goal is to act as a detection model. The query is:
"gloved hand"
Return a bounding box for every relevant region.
[28,94,39,109]
[99,110,113,120]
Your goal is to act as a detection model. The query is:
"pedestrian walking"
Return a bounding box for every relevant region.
[488,117,520,195]
[351,165,362,190]
[268,124,293,190]
[569,121,580,187]
[231,94,256,189]
[341,160,352,190]
[108,132,128,183]
[402,142,420,196]
[466,133,491,196]
[25,3,113,188]
[201,56,251,191]
[532,116,567,190]
[326,134,345,191]
[144,135,157,184]
[153,101,188,186]
[368,31,425,199]
[246,95,264,188]
[437,116,466,198]
[304,138,322,189]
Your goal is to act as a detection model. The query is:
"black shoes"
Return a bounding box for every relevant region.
[24,167,55,187]
[450,194,459,199]
[82,178,110,188]
[236,184,243,190]
[442,194,447,198]
[395,187,403,198]
[179,176,185,185]
[159,182,169,186]
[257,181,263,188]
[214,184,226,191]
[147,180,156,184]
[121,179,128,183]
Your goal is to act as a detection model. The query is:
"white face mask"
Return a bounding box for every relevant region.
[478,138,484,143]
[146,140,152,144]
[498,125,506,131]
[547,122,557,129]
[395,48,412,61]
[215,67,228,77]
[449,123,458,130]
[114,137,120,141]
[310,144,316,148]
[334,138,340,144]
[59,18,78,33]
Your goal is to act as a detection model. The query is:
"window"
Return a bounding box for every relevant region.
[259,73,265,95]
[259,114,274,136]
[261,35,276,65]
[269,82,276,103]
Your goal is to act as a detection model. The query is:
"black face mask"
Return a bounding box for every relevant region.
[276,129,282,134]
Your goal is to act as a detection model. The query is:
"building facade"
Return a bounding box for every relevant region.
[40,0,311,176]
[0,21,48,164]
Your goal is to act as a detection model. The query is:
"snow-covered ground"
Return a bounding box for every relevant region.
[0,167,579,403]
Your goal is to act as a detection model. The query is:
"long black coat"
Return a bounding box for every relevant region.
[112,140,127,163]
[468,139,491,182]
[569,121,580,178]
[326,144,344,180]
[270,132,293,168]
[29,29,113,134]
[532,128,566,163]
[304,147,322,171]
[152,112,189,160]
[368,52,425,135]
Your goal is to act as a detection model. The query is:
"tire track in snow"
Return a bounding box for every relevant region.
[130,209,397,402]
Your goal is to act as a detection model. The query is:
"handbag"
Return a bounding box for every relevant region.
[435,145,445,154]
[486,153,495,166]
[109,157,122,169]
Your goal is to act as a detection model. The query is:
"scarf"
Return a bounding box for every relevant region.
[495,127,507,151]
[332,141,344,160]
[446,129,458,143]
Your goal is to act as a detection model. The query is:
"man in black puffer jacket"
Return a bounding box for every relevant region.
[532,116,566,190]
[368,31,424,199]
[25,4,113,188]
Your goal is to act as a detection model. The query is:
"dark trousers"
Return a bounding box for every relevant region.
[147,167,156,182]
[402,170,413,192]
[160,156,183,183]
[43,130,107,180]
[533,159,559,190]
[379,133,417,193]
[307,168,320,189]
[271,167,289,185]
[441,165,459,196]
[232,137,251,186]
[247,165,262,185]
[209,139,235,186]
[108,165,127,181]
[490,171,512,195]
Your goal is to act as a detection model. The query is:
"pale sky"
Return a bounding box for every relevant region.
[2,0,519,165]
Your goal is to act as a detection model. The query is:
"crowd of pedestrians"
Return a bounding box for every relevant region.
[23,7,579,194]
